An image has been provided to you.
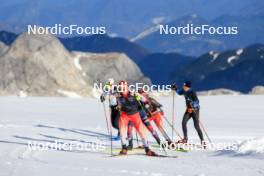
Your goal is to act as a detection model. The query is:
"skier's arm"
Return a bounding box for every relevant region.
[171,83,184,95]
[100,83,114,102]
[149,97,162,108]
[176,89,184,95]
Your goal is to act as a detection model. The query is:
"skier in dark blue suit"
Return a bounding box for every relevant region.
[172,81,204,145]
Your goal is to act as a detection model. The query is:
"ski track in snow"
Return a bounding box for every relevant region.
[0,96,264,176]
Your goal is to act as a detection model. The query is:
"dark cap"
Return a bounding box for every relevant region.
[183,81,192,88]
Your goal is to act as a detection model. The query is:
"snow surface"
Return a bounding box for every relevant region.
[236,49,243,55]
[236,137,264,154]
[0,95,264,176]
[227,55,239,65]
[191,14,198,18]
[19,91,27,98]
[130,25,160,42]
[209,51,219,63]
[57,89,82,98]
[152,17,166,25]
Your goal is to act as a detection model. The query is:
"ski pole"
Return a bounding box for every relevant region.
[191,110,212,143]
[102,102,110,134]
[110,126,113,155]
[156,125,169,156]
[162,115,183,140]
[199,120,212,143]
[157,125,171,142]
[102,101,113,155]
[171,91,175,141]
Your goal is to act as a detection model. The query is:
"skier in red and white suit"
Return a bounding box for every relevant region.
[138,90,173,145]
[117,80,157,156]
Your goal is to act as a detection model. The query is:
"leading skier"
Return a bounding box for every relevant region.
[172,81,205,146]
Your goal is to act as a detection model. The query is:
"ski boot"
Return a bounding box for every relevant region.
[136,145,145,149]
[127,139,133,150]
[166,139,174,145]
[166,139,178,149]
[176,138,188,144]
[145,147,158,156]
[201,141,207,149]
[119,145,128,155]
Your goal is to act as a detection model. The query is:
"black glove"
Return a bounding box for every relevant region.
[171,83,177,90]
[100,95,105,102]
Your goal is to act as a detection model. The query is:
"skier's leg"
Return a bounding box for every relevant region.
[131,112,158,155]
[127,121,134,149]
[192,110,204,142]
[119,112,129,149]
[139,110,161,144]
[145,120,161,144]
[111,107,120,136]
[115,112,120,137]
[182,112,191,141]
[130,112,149,148]
[153,113,171,142]
[127,121,133,140]
[129,112,159,156]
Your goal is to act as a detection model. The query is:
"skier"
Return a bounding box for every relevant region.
[136,89,173,146]
[100,78,120,138]
[172,81,205,146]
[116,80,157,156]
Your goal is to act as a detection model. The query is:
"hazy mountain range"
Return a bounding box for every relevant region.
[135,12,264,56]
[170,44,264,93]
[0,0,263,57]
[0,0,260,37]
[0,31,149,64]
[1,30,263,93]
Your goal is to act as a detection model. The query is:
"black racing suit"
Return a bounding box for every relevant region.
[108,92,120,135]
[176,88,204,142]
[118,93,140,115]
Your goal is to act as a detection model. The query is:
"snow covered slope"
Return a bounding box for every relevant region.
[0,95,263,176]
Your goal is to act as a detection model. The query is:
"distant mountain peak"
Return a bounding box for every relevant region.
[171,44,264,92]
